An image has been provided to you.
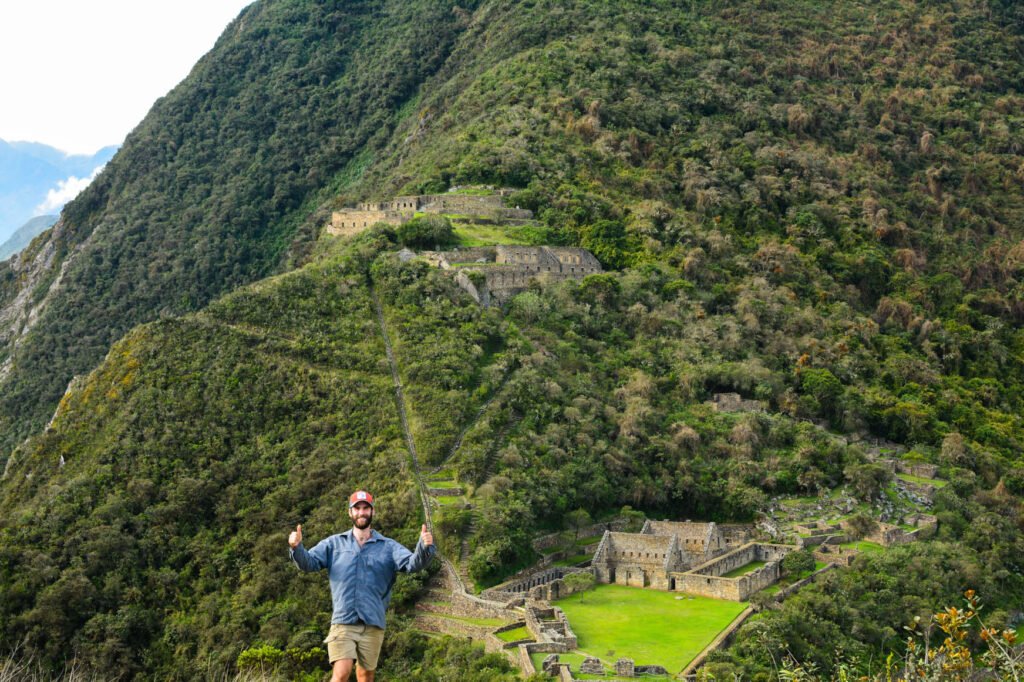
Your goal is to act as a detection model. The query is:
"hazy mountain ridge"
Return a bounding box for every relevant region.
[0,140,115,244]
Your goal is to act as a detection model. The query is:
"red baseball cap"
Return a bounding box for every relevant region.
[348,490,374,508]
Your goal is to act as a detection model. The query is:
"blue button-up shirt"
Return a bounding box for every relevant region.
[290,528,436,629]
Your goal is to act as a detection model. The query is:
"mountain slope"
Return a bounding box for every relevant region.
[1,0,1023,679]
[3,0,1023,463]
[0,0,481,457]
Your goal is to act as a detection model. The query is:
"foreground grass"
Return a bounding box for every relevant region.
[554,584,747,672]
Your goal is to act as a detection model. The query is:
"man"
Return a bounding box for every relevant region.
[289,490,435,682]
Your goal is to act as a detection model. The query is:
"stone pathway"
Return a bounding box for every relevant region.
[369,279,508,605]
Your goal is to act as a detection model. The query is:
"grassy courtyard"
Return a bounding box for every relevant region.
[554,584,748,673]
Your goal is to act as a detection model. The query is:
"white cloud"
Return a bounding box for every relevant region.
[35,165,106,215]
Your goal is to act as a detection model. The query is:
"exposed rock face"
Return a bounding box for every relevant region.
[0,218,84,383]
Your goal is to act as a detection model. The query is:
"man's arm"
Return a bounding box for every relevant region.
[288,524,329,572]
[394,524,436,573]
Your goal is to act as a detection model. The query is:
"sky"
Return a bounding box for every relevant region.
[0,0,254,156]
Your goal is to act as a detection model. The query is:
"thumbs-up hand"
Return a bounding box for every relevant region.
[288,524,303,549]
[420,524,433,546]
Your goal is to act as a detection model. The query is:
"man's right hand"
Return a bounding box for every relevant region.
[288,524,302,549]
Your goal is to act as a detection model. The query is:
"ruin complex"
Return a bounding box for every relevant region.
[422,245,603,305]
[326,190,534,237]
[591,520,797,601]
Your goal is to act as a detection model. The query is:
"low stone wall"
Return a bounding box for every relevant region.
[427,487,462,497]
[774,563,835,603]
[862,522,915,547]
[533,520,628,552]
[674,561,781,602]
[673,543,793,601]
[813,544,859,566]
[328,209,409,234]
[528,569,592,601]
[524,603,578,649]
[413,614,493,640]
[682,606,757,677]
[798,532,847,549]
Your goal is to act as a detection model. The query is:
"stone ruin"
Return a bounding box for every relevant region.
[423,245,602,305]
[591,520,797,601]
[327,189,534,237]
[580,656,604,675]
[708,392,766,413]
[524,602,578,650]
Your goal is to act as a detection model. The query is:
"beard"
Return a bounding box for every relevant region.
[353,514,373,529]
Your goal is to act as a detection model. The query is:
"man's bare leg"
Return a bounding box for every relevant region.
[331,659,354,682]
[355,664,375,682]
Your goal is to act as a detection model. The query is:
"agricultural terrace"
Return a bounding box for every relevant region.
[553,584,748,673]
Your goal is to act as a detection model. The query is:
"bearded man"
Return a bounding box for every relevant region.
[288,490,435,682]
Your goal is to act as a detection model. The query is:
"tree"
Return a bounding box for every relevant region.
[566,508,593,541]
[844,463,892,502]
[561,571,596,602]
[395,214,457,249]
[781,550,816,577]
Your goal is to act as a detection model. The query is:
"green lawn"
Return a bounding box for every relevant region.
[496,626,532,643]
[552,553,590,567]
[897,473,947,488]
[841,540,885,554]
[554,584,747,673]
[434,495,464,505]
[720,560,766,578]
[453,223,527,246]
[575,534,604,547]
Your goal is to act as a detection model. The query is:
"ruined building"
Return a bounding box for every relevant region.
[326,191,534,237]
[591,520,796,601]
[422,245,602,305]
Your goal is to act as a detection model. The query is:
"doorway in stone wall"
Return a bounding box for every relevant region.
[610,568,616,583]
[670,577,676,591]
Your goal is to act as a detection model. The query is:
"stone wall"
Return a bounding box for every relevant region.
[861,521,915,547]
[328,209,409,235]
[524,603,578,650]
[423,245,603,307]
[719,523,754,548]
[532,520,628,552]
[905,513,938,536]
[682,606,757,677]
[812,544,859,566]
[671,543,793,601]
[528,569,593,602]
[486,567,581,598]
[592,531,674,589]
[709,392,766,413]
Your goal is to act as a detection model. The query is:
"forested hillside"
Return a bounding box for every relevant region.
[1,0,1023,679]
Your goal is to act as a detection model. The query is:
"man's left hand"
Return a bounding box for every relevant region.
[421,524,433,546]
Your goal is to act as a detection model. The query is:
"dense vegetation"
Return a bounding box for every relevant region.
[1,0,1023,679]
[0,0,480,455]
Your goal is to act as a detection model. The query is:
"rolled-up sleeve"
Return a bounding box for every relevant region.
[393,537,436,573]
[291,540,329,572]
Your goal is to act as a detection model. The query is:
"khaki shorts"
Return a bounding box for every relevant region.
[324,623,386,670]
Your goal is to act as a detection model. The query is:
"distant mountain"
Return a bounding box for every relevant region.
[0,139,117,243]
[0,214,57,261]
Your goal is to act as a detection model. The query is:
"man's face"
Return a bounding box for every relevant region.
[349,501,373,529]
